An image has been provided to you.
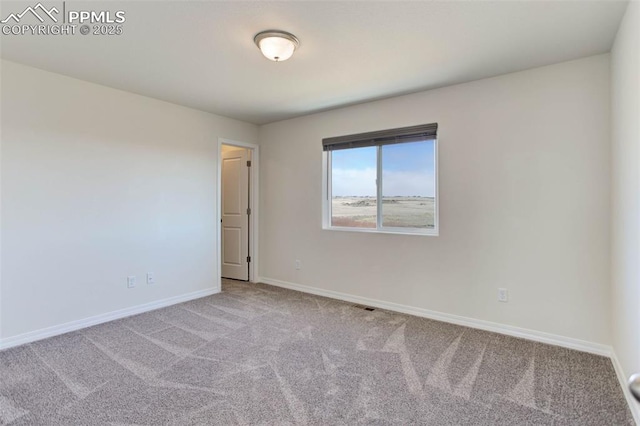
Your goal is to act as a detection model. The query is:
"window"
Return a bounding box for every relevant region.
[323,123,438,235]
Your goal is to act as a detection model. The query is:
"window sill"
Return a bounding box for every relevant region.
[322,225,439,237]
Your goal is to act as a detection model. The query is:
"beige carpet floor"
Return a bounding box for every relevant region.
[0,279,634,425]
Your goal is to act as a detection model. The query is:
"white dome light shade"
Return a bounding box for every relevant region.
[254,30,299,62]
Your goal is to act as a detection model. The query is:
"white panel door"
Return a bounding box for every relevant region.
[221,149,249,281]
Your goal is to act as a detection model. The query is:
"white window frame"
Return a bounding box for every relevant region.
[322,138,439,236]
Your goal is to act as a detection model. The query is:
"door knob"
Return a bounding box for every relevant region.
[630,373,640,402]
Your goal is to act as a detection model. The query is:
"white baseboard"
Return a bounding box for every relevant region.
[0,287,220,351]
[259,277,640,419]
[611,351,640,424]
[258,277,612,357]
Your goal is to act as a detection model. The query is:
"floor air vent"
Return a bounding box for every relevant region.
[351,304,375,311]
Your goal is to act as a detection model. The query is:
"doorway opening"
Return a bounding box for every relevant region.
[217,138,259,290]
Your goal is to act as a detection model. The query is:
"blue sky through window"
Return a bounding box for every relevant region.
[331,140,435,197]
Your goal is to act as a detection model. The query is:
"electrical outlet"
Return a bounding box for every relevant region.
[498,288,508,302]
[127,275,136,288]
[147,273,155,285]
[295,259,301,270]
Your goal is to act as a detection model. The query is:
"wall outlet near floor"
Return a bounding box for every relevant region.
[127,275,136,288]
[147,273,155,285]
[498,288,508,302]
[295,259,301,270]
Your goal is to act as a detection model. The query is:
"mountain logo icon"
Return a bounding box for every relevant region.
[1,3,59,24]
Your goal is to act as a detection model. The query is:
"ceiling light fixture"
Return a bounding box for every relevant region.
[254,30,299,62]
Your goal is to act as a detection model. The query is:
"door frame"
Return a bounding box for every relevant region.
[216,138,259,290]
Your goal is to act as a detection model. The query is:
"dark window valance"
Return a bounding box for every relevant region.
[322,123,438,152]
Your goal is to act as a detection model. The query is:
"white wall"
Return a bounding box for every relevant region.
[0,60,257,341]
[258,55,611,345]
[611,0,640,410]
